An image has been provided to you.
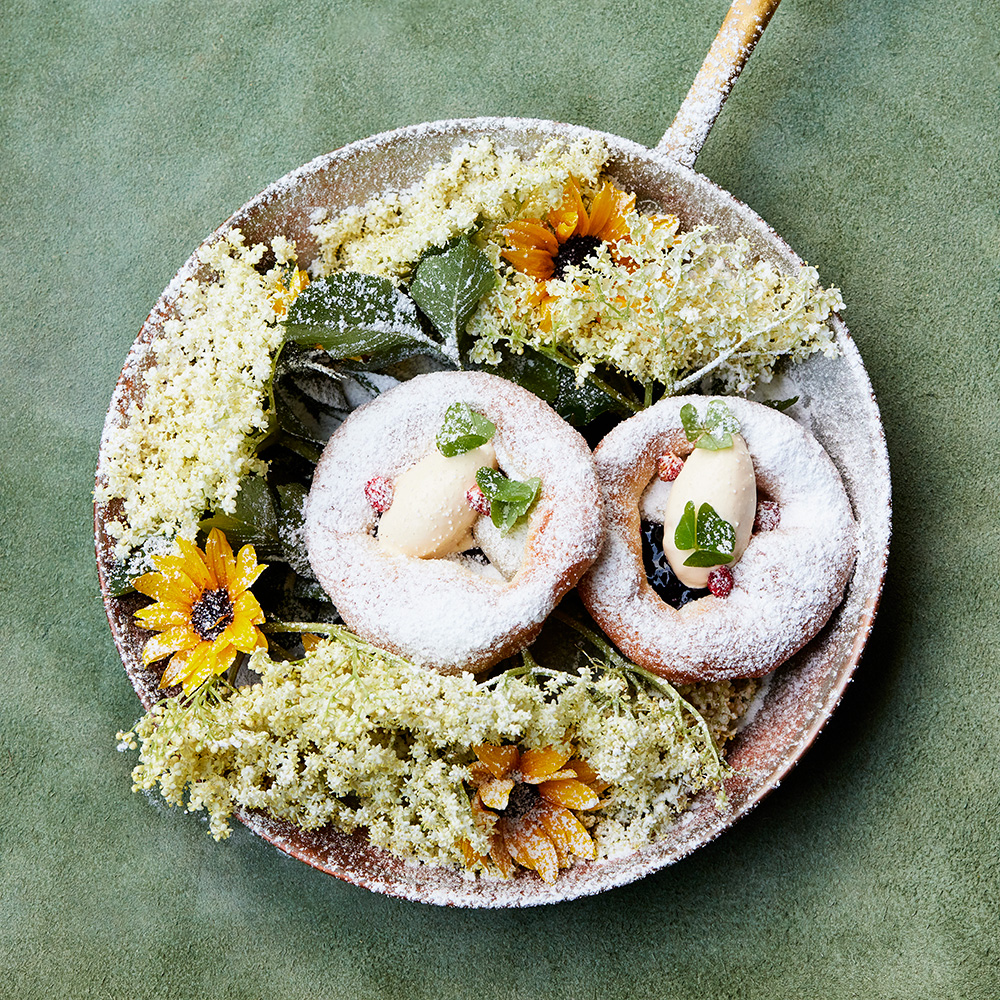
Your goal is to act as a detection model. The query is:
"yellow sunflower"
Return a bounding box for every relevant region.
[464,742,609,884]
[132,528,267,694]
[502,178,636,281]
[269,265,310,319]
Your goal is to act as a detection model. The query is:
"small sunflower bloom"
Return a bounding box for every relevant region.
[466,742,609,884]
[269,266,310,318]
[502,178,636,281]
[132,528,267,694]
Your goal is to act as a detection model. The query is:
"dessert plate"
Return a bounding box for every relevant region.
[96,0,890,906]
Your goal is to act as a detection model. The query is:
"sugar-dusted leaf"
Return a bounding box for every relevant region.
[476,468,541,535]
[283,271,443,363]
[436,402,496,457]
[410,236,497,360]
[276,482,313,577]
[695,502,736,558]
[680,400,741,450]
[679,403,701,442]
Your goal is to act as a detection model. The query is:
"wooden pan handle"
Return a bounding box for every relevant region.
[656,0,781,168]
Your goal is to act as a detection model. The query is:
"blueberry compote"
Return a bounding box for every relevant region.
[641,520,709,609]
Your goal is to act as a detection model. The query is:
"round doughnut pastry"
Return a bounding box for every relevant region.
[306,370,605,674]
[578,396,857,683]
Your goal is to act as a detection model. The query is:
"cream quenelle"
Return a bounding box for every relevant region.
[656,434,756,589]
[377,443,497,558]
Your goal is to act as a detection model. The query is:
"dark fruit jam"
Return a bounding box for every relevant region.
[641,520,709,609]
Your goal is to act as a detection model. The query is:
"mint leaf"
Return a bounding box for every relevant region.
[673,500,698,551]
[694,502,735,559]
[679,403,701,442]
[674,500,735,566]
[436,402,496,457]
[284,272,443,363]
[680,400,741,450]
[410,236,497,360]
[476,468,541,535]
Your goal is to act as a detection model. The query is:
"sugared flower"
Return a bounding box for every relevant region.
[132,528,267,694]
[465,742,608,883]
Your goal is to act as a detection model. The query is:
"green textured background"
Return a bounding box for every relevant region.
[2,1,997,997]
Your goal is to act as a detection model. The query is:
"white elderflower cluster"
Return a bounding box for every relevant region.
[96,230,295,556]
[468,213,844,394]
[120,631,751,870]
[311,136,606,279]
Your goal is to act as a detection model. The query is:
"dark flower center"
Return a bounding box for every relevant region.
[502,781,540,822]
[553,234,602,278]
[190,588,235,641]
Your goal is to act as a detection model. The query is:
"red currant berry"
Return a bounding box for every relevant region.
[364,476,394,513]
[707,565,733,598]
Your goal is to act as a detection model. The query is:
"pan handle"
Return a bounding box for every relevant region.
[656,0,781,168]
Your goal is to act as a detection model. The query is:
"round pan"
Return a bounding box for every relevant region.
[96,0,890,907]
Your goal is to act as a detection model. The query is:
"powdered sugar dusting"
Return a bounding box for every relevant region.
[306,370,604,673]
[579,396,858,682]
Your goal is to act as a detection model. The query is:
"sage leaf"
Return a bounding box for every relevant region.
[410,236,497,359]
[199,475,281,556]
[473,345,622,426]
[436,402,496,457]
[276,482,313,577]
[284,271,442,363]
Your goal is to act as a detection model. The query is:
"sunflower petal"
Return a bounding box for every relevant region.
[231,544,265,595]
[142,627,200,666]
[503,816,559,883]
[519,745,574,783]
[233,589,265,625]
[174,537,213,589]
[538,777,601,811]
[143,558,202,601]
[473,743,519,780]
[538,802,596,861]
[478,778,514,812]
[489,828,516,879]
[204,528,236,588]
[134,601,196,630]
[226,613,263,654]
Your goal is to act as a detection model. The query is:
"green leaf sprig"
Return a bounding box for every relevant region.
[475,467,541,535]
[680,400,741,451]
[673,500,736,567]
[435,402,496,457]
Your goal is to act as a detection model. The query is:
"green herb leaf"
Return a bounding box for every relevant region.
[436,402,496,457]
[673,500,698,551]
[199,475,281,556]
[276,482,312,577]
[475,467,541,535]
[283,272,443,363]
[410,236,497,359]
[680,400,741,450]
[473,344,623,426]
[674,500,735,566]
[694,502,735,559]
[762,395,799,412]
